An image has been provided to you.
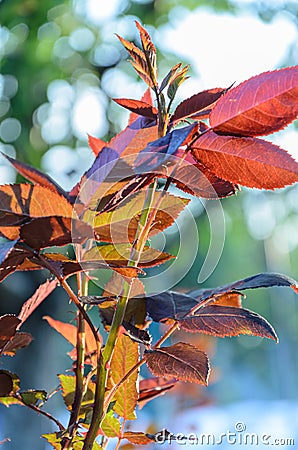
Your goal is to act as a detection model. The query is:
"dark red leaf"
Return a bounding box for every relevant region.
[3,332,33,355]
[19,216,93,249]
[192,272,298,302]
[145,342,210,385]
[145,291,198,322]
[113,98,157,120]
[1,153,68,198]
[128,88,155,125]
[179,305,277,341]
[0,241,31,282]
[210,66,298,136]
[172,88,226,123]
[0,315,20,350]
[191,130,298,189]
[18,279,58,326]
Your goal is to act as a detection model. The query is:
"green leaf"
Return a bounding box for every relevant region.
[58,374,95,418]
[42,433,103,450]
[20,389,47,406]
[101,410,121,438]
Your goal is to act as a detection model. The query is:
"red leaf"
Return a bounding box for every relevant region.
[128,88,155,125]
[179,305,277,341]
[1,153,68,198]
[138,377,177,409]
[172,88,226,123]
[191,130,298,189]
[114,98,157,120]
[19,216,93,249]
[18,279,58,326]
[88,135,106,157]
[210,66,298,136]
[145,342,210,385]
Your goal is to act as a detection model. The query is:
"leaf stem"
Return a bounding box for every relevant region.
[62,247,88,449]
[15,395,64,431]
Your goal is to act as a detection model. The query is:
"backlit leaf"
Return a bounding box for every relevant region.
[170,157,237,199]
[172,88,226,124]
[101,410,121,438]
[113,98,157,120]
[128,88,155,125]
[0,184,72,220]
[84,244,174,268]
[167,65,189,100]
[43,316,99,357]
[88,134,106,157]
[145,342,209,385]
[58,374,95,413]
[18,279,58,326]
[1,153,68,198]
[210,66,298,136]
[179,305,277,340]
[135,21,157,86]
[108,333,139,420]
[93,190,189,243]
[138,377,177,409]
[191,130,298,189]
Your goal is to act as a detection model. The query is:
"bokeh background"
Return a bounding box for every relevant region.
[0,0,298,448]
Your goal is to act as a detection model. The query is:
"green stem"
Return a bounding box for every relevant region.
[62,256,89,448]
[82,183,157,450]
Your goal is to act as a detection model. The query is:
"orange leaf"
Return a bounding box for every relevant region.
[108,333,139,420]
